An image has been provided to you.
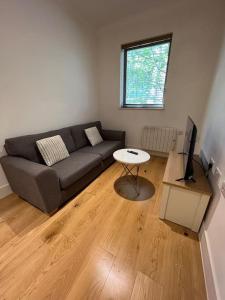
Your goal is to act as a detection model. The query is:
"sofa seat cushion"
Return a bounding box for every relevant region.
[52,152,101,189]
[77,140,122,160]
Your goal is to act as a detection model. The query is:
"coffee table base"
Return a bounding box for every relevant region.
[120,164,140,195]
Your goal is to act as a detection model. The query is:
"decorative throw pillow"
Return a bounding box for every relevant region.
[36,135,69,166]
[84,126,103,146]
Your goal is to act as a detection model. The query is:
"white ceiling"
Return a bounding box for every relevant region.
[60,0,160,29]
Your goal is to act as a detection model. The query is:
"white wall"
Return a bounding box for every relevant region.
[200,30,225,300]
[97,0,225,152]
[0,0,99,197]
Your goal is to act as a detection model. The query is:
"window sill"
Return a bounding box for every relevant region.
[119,105,165,110]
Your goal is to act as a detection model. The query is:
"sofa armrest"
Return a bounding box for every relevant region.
[102,129,126,146]
[0,156,61,214]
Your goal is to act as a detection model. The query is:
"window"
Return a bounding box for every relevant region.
[121,33,172,109]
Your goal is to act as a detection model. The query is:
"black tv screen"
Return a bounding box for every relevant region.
[183,116,197,180]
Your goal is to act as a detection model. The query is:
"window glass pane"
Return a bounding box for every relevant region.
[125,42,170,106]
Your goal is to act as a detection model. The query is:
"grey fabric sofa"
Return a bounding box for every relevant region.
[0,121,125,214]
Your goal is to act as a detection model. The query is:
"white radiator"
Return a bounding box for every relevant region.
[141,126,178,153]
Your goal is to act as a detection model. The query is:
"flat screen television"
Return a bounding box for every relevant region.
[181,116,197,181]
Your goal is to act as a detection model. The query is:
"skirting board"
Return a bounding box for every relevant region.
[200,222,219,300]
[0,184,12,199]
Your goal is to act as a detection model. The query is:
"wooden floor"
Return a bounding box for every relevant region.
[0,156,207,300]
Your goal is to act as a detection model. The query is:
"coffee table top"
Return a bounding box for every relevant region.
[113,148,150,165]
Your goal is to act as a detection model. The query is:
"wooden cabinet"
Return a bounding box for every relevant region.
[160,151,212,232]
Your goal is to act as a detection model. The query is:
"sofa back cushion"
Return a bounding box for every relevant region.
[71,121,102,150]
[5,127,76,163]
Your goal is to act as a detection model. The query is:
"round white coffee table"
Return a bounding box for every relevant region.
[113,149,150,195]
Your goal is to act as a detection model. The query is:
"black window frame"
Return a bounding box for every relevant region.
[121,33,173,109]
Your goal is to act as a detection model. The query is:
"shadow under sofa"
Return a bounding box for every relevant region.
[0,121,125,214]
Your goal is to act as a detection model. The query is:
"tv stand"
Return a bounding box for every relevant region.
[159,151,212,232]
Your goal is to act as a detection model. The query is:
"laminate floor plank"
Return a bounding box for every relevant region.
[131,271,163,300]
